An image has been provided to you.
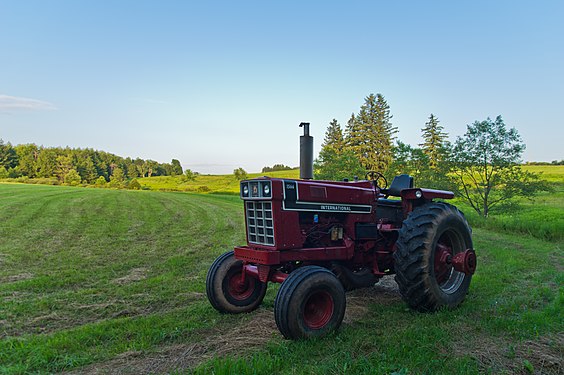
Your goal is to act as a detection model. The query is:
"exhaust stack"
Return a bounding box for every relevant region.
[299,122,313,180]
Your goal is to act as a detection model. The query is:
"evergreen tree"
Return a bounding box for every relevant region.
[323,119,345,154]
[315,119,365,181]
[36,148,57,178]
[420,114,448,170]
[55,155,74,182]
[346,94,397,172]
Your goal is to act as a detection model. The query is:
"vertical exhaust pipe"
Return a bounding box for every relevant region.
[299,122,313,180]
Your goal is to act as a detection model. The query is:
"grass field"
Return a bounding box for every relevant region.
[138,169,300,194]
[138,166,564,241]
[0,183,562,374]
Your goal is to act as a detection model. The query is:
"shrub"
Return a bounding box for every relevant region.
[95,176,107,187]
[197,185,211,193]
[128,179,141,190]
[64,169,82,186]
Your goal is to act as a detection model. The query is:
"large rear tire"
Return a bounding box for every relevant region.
[394,202,473,312]
[274,266,346,339]
[206,251,267,314]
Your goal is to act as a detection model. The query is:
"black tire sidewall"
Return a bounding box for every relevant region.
[275,266,346,339]
[395,202,474,311]
[206,251,267,314]
[426,210,473,306]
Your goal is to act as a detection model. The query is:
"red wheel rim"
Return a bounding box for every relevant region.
[434,240,453,285]
[433,230,466,294]
[303,291,334,329]
[227,272,255,301]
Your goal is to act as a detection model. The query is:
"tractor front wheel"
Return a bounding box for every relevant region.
[206,251,267,314]
[274,266,346,339]
[394,202,473,312]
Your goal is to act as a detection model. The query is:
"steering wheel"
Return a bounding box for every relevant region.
[365,171,388,189]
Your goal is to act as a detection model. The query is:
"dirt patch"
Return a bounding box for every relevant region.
[455,332,563,374]
[344,275,401,323]
[66,309,278,375]
[68,278,402,374]
[1,272,34,283]
[112,268,148,285]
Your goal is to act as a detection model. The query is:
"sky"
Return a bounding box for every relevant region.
[1,1,563,174]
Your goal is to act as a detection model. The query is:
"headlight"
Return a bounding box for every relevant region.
[415,190,422,199]
[263,184,270,196]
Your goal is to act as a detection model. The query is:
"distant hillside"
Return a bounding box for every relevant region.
[138,169,301,194]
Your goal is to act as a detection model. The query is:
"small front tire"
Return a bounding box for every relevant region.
[206,251,267,314]
[274,266,346,339]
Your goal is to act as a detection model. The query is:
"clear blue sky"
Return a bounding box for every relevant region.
[1,1,562,174]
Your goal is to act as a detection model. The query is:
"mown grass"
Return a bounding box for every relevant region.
[138,169,300,194]
[0,183,562,374]
[138,165,563,241]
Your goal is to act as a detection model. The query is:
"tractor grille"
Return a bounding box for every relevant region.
[246,201,275,246]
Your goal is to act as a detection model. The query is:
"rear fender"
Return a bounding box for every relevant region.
[400,188,454,201]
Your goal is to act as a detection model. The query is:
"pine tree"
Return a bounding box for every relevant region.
[346,94,397,172]
[315,119,365,181]
[420,114,448,170]
[322,119,345,154]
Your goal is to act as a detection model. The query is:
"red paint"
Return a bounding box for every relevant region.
[228,271,257,300]
[303,291,334,329]
[233,177,470,285]
[452,249,477,275]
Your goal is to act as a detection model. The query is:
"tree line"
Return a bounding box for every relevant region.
[315,93,549,217]
[0,142,183,187]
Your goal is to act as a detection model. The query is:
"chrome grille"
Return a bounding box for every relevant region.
[246,201,275,246]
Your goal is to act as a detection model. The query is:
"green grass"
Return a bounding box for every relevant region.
[0,183,562,374]
[523,165,564,183]
[453,182,564,242]
[138,169,300,194]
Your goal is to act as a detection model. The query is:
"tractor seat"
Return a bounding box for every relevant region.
[380,174,414,197]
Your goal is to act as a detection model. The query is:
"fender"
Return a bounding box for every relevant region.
[400,188,454,200]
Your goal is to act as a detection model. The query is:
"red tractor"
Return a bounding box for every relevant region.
[206,123,476,339]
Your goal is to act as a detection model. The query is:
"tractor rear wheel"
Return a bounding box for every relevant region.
[206,251,267,314]
[394,202,473,312]
[274,266,346,339]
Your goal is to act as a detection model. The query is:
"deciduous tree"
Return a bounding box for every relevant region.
[0,139,18,170]
[450,116,547,217]
[233,167,247,180]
